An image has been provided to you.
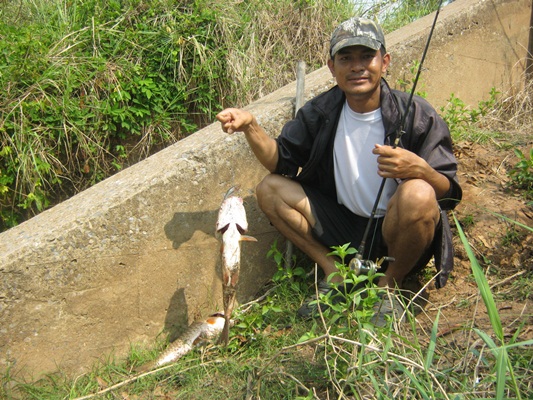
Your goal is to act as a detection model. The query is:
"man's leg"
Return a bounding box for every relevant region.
[256,174,342,282]
[380,179,441,289]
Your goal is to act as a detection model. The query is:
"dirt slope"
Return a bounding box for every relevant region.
[423,137,532,343]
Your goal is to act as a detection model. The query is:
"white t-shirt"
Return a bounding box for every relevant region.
[333,101,397,218]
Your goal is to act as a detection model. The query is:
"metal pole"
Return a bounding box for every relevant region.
[295,61,306,112]
[526,0,533,84]
[284,61,306,269]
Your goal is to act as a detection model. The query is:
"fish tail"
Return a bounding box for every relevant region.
[220,288,236,346]
[223,185,240,200]
[218,317,230,345]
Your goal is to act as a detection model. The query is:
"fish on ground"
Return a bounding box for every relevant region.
[136,313,226,373]
[216,186,257,345]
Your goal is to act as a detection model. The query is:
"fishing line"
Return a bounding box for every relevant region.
[352,0,444,268]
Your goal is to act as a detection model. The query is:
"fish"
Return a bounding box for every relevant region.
[216,186,257,345]
[136,313,226,373]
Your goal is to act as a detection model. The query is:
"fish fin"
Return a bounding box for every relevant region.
[205,316,223,325]
[240,235,257,242]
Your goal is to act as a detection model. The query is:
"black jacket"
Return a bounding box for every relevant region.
[274,79,462,288]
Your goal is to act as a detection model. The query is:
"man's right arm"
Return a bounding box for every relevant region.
[216,108,279,173]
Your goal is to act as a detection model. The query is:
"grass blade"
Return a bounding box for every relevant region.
[424,310,440,370]
[484,209,533,232]
[453,212,504,342]
[393,361,431,400]
[454,212,524,399]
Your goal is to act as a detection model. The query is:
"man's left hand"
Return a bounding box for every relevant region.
[372,144,427,180]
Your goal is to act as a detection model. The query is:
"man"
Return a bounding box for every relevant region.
[216,17,462,322]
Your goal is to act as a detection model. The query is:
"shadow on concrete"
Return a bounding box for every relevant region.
[164,209,218,250]
[163,287,189,342]
[163,194,259,249]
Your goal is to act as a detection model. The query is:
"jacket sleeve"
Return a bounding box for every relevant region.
[273,102,319,177]
[402,97,462,210]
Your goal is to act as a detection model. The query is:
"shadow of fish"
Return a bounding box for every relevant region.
[136,313,226,373]
[216,186,257,345]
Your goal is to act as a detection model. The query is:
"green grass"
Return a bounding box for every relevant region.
[453,212,533,400]
[3,238,532,399]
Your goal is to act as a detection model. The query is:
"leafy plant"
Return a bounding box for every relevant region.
[299,243,385,341]
[460,213,475,230]
[501,225,525,246]
[440,87,499,141]
[268,239,307,287]
[508,147,533,199]
[396,60,427,98]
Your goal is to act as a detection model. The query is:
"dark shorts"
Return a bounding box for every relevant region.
[302,184,438,272]
[302,184,387,263]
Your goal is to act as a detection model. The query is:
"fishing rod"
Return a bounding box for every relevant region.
[350,0,445,274]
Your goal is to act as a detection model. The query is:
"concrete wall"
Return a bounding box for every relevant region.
[386,0,530,107]
[1,0,530,379]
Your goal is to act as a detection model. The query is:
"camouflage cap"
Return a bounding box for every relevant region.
[330,17,386,57]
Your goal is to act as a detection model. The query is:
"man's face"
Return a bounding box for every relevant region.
[328,45,390,111]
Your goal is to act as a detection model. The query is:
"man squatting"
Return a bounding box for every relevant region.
[216,17,462,323]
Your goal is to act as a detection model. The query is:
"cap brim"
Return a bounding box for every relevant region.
[331,37,382,56]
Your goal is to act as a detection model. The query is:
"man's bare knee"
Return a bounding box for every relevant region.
[384,180,439,240]
[256,175,278,212]
[395,180,436,207]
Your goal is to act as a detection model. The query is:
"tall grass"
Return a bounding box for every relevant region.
[453,213,533,399]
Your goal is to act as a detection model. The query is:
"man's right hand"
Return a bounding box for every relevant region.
[216,108,255,135]
[215,108,279,173]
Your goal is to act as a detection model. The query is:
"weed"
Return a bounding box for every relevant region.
[453,212,533,400]
[3,235,533,398]
[440,87,500,141]
[501,225,526,247]
[496,274,532,302]
[297,243,385,338]
[396,60,427,98]
[0,0,356,231]
[456,298,471,309]
[459,213,475,230]
[268,239,307,288]
[378,0,443,32]
[507,147,533,199]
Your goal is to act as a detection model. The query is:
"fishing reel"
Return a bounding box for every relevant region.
[348,256,395,276]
